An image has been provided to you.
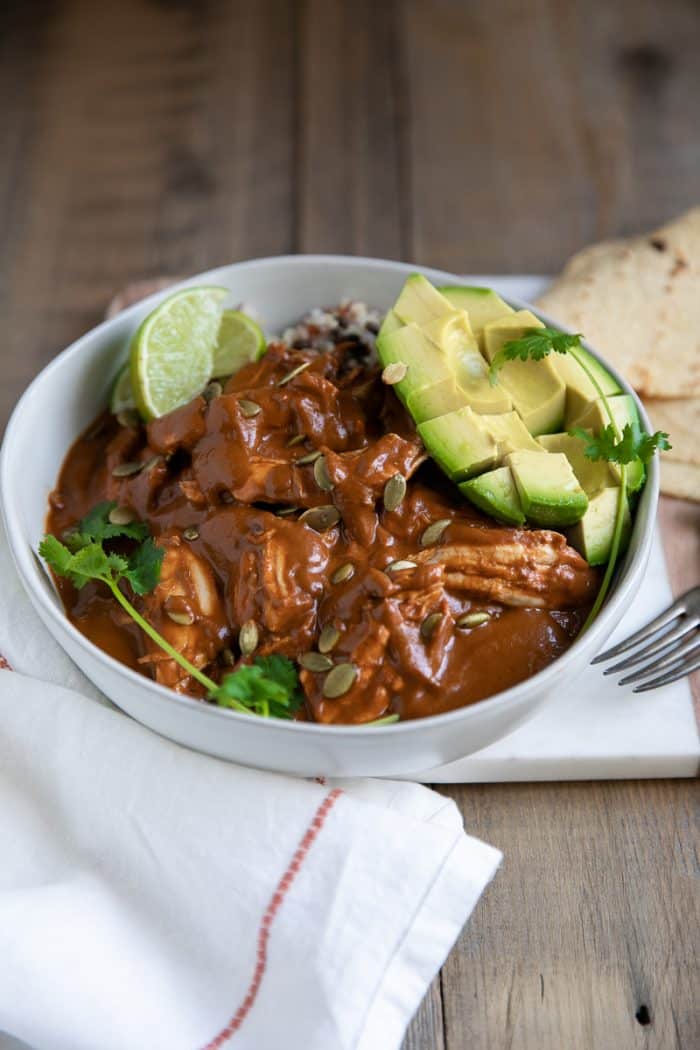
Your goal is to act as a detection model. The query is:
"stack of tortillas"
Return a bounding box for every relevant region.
[536,208,700,501]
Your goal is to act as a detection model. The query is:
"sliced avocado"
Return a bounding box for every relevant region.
[393,274,453,326]
[483,411,542,455]
[421,308,512,415]
[483,311,566,436]
[439,286,514,342]
[376,321,455,403]
[459,466,525,526]
[506,450,588,527]
[549,346,622,425]
[567,487,631,567]
[568,394,646,493]
[407,380,468,423]
[418,407,499,482]
[421,308,474,351]
[377,308,403,341]
[538,432,615,495]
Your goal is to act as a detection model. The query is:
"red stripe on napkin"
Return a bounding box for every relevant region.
[201,787,343,1049]
[0,653,11,670]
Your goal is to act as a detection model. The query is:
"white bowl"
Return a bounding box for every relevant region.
[0,256,658,777]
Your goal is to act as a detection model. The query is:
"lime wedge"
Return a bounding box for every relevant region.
[110,364,135,414]
[212,310,266,378]
[130,286,227,420]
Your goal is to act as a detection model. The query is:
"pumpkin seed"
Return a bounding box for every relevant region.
[299,651,334,672]
[108,506,135,526]
[286,433,306,447]
[166,608,195,626]
[383,473,406,512]
[322,662,357,699]
[296,449,322,466]
[112,461,143,478]
[239,399,262,418]
[385,559,417,574]
[116,408,140,428]
[221,647,236,666]
[456,611,490,629]
[318,625,341,653]
[203,381,223,402]
[381,362,408,385]
[278,361,311,386]
[239,620,259,655]
[420,519,451,547]
[420,612,444,641]
[142,455,163,475]
[313,455,333,491]
[276,506,299,517]
[183,526,199,541]
[331,562,355,584]
[299,505,341,532]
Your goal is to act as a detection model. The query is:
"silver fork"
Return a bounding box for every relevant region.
[592,585,700,692]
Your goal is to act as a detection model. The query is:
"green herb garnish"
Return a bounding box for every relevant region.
[568,423,671,465]
[486,328,671,630]
[40,502,301,719]
[488,327,583,384]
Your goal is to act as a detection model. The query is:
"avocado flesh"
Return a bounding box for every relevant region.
[567,487,631,567]
[418,407,499,482]
[483,311,566,436]
[549,346,622,426]
[393,274,454,326]
[569,395,646,493]
[439,286,514,343]
[484,411,542,455]
[407,380,469,423]
[377,308,403,341]
[506,450,588,527]
[538,432,615,495]
[459,466,525,526]
[376,322,456,405]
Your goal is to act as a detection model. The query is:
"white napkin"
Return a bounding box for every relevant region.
[0,518,501,1050]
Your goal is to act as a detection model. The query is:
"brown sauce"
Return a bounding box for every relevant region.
[47,335,598,724]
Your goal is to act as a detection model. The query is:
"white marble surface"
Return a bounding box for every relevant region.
[413,275,700,783]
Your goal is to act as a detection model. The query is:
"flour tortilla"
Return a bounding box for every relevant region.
[537,208,700,398]
[644,397,700,466]
[659,459,700,502]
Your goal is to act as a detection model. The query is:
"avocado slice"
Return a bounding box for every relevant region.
[483,311,566,436]
[376,321,455,401]
[377,308,403,341]
[484,411,542,455]
[549,346,622,426]
[418,407,499,482]
[567,487,631,567]
[537,432,615,495]
[459,466,525,526]
[422,308,513,414]
[406,380,469,423]
[393,274,454,326]
[506,450,588,527]
[568,394,646,493]
[439,286,514,343]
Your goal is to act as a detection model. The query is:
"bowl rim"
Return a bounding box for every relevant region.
[0,253,658,736]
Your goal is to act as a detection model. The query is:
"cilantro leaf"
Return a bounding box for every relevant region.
[123,538,165,595]
[569,424,671,465]
[79,501,150,543]
[489,327,583,384]
[212,656,302,720]
[38,535,77,579]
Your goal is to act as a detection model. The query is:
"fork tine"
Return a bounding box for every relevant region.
[592,598,687,663]
[617,634,700,686]
[631,650,700,693]
[602,619,698,674]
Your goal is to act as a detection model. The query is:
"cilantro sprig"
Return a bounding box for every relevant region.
[486,327,672,630]
[568,423,671,465]
[40,502,301,719]
[488,327,583,384]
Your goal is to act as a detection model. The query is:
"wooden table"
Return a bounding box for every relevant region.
[2,3,698,1047]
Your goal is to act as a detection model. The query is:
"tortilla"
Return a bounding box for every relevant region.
[659,459,700,502]
[536,208,700,398]
[644,397,700,466]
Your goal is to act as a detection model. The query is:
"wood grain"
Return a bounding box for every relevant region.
[0,3,698,1050]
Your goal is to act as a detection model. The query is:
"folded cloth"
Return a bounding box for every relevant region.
[0,516,501,1050]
